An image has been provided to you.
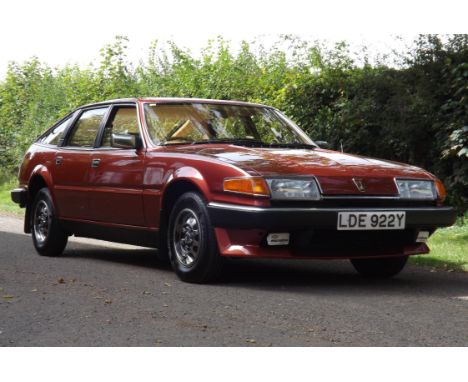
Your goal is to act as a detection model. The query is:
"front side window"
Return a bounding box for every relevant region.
[143,103,314,146]
[101,106,140,147]
[67,108,108,147]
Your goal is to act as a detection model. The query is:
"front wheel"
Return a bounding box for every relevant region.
[351,256,408,278]
[167,192,223,283]
[31,188,68,257]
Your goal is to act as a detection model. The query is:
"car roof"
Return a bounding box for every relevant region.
[80,97,272,109]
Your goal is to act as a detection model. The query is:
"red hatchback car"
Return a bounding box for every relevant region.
[11,98,456,282]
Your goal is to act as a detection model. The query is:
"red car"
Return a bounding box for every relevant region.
[11,98,456,283]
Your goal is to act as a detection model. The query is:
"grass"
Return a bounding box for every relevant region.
[0,180,23,215]
[410,218,468,272]
[0,179,466,271]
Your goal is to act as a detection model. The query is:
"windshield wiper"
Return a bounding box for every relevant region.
[161,137,195,145]
[162,138,317,149]
[266,142,317,150]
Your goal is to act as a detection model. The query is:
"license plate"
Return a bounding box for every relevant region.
[337,211,406,230]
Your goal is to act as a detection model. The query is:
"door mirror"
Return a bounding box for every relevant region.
[111,133,142,149]
[315,140,330,149]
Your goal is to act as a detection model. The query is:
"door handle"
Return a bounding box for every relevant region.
[55,156,63,165]
[91,158,101,168]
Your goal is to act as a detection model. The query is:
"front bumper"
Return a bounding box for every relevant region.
[11,188,28,208]
[207,202,456,258]
[207,202,456,230]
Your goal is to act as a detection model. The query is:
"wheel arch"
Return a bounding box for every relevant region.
[160,176,223,282]
[160,165,212,217]
[24,166,54,233]
[160,178,207,232]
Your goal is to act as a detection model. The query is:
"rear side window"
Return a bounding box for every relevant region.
[38,115,73,146]
[67,108,108,147]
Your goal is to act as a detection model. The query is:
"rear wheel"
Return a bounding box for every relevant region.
[31,188,68,257]
[351,256,408,278]
[167,192,223,283]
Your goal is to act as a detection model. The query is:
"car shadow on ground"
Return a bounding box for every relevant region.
[220,258,467,294]
[62,242,172,271]
[58,239,468,296]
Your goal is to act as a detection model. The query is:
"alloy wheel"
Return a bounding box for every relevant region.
[33,200,51,245]
[173,208,201,267]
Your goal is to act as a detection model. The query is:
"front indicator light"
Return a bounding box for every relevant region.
[223,177,270,197]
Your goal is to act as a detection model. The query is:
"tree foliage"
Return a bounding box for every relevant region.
[0,34,466,212]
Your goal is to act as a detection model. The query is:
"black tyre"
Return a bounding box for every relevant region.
[351,256,408,278]
[31,188,68,257]
[167,192,223,283]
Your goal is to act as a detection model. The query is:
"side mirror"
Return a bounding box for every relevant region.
[112,133,142,149]
[315,140,330,149]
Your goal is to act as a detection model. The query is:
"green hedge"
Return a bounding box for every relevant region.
[0,35,466,213]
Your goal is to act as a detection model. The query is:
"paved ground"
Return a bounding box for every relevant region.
[0,214,467,346]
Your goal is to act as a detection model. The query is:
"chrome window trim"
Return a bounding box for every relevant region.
[56,146,96,152]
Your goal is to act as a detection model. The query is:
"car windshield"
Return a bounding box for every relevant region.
[143,103,315,147]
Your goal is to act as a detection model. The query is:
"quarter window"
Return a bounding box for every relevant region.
[39,115,73,146]
[67,108,108,147]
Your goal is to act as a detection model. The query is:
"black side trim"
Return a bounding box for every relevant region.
[60,220,159,248]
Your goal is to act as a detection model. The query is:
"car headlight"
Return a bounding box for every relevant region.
[395,179,437,200]
[266,178,321,200]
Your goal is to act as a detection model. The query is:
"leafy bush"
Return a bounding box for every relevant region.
[0,34,466,213]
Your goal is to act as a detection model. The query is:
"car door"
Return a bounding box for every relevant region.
[87,104,146,226]
[53,107,109,220]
